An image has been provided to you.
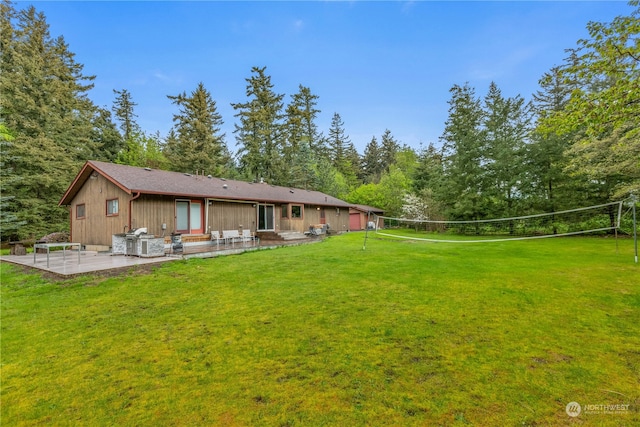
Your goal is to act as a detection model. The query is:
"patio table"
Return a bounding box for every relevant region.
[33,242,82,268]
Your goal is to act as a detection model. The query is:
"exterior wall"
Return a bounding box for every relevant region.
[207,200,259,234]
[130,194,177,237]
[277,204,350,233]
[325,206,350,233]
[69,177,353,247]
[70,174,132,246]
[280,203,310,233]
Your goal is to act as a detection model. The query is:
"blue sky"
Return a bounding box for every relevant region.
[27,1,631,153]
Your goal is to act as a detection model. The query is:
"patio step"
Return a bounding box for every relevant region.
[278,231,308,240]
[257,231,308,241]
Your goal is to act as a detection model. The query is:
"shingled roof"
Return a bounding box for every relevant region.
[59,160,352,208]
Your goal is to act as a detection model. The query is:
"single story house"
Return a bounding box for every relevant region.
[59,161,373,250]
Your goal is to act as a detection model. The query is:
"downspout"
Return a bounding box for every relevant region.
[129,192,141,230]
[69,206,73,243]
[205,198,210,234]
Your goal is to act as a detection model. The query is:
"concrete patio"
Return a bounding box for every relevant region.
[1,238,321,278]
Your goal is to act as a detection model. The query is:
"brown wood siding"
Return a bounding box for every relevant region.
[279,205,350,233]
[69,177,353,247]
[280,203,308,233]
[207,201,258,233]
[131,195,178,237]
[326,206,350,233]
[70,174,132,246]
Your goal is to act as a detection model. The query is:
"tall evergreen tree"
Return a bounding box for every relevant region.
[327,112,349,169]
[413,142,443,193]
[232,66,285,184]
[482,82,531,217]
[379,129,400,173]
[409,144,446,221]
[362,136,383,183]
[528,66,577,211]
[112,88,139,141]
[0,123,25,240]
[344,140,362,183]
[91,107,123,162]
[283,85,322,187]
[285,85,322,155]
[165,82,230,176]
[0,2,99,238]
[439,83,486,220]
[327,112,359,187]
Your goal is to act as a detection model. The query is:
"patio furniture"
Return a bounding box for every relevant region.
[222,230,242,247]
[211,231,222,248]
[241,229,258,247]
[33,242,82,268]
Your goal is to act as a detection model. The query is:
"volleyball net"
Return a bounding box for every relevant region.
[370,200,634,244]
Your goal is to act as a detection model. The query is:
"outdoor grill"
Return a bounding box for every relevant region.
[114,228,165,257]
[170,232,183,254]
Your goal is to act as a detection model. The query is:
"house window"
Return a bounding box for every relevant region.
[281,205,288,219]
[106,199,119,216]
[291,205,302,219]
[76,204,86,219]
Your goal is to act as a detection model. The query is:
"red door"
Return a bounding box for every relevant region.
[349,213,361,231]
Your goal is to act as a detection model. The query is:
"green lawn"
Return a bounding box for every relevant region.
[1,233,638,426]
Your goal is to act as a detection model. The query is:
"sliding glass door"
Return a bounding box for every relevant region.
[176,200,204,234]
[257,204,275,231]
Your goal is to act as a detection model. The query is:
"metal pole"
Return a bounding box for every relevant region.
[632,194,638,264]
[363,211,371,251]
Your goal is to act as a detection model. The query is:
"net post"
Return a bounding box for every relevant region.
[632,194,638,264]
[362,210,371,251]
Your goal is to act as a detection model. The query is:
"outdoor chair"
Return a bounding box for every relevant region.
[211,231,222,248]
[241,229,257,246]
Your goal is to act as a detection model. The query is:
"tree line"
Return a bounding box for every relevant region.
[1,0,638,241]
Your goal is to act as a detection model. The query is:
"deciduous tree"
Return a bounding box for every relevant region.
[543,1,640,199]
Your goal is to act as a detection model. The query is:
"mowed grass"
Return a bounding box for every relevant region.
[1,234,639,426]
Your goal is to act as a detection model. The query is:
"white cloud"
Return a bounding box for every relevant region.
[467,45,541,82]
[152,70,183,86]
[293,19,304,32]
[401,1,416,15]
